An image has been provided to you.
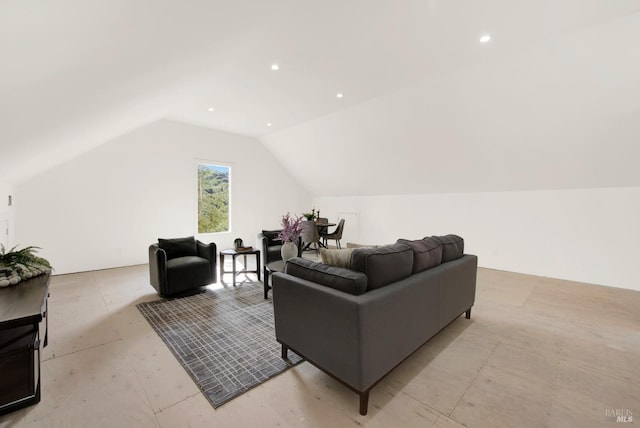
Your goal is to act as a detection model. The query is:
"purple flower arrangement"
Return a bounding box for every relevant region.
[277,212,303,243]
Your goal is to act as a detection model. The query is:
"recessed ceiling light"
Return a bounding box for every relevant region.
[271,64,279,71]
[267,122,272,127]
[207,107,214,112]
[336,93,344,98]
[479,34,491,43]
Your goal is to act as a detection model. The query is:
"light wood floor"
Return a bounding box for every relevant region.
[0,263,638,428]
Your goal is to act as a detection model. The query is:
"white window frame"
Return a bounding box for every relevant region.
[195,161,232,235]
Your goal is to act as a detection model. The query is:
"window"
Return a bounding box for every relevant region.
[197,164,230,233]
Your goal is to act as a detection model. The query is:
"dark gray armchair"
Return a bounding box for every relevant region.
[258,229,303,267]
[149,236,217,297]
[258,230,285,266]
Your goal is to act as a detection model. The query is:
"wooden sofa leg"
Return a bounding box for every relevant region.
[359,391,369,415]
[465,308,471,319]
[281,344,288,359]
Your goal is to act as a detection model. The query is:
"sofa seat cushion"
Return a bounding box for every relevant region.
[396,238,443,273]
[430,235,464,262]
[350,243,413,290]
[285,257,368,295]
[166,256,212,288]
[158,236,198,260]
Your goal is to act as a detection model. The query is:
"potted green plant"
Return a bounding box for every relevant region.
[0,245,52,288]
[302,208,317,221]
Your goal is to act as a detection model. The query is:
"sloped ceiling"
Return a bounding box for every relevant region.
[2,1,639,194]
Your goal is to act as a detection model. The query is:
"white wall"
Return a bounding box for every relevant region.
[0,182,14,248]
[314,186,640,291]
[14,120,310,274]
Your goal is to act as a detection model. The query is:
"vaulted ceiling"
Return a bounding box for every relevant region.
[2,1,639,194]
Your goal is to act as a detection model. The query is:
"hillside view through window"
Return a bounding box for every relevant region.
[198,164,230,233]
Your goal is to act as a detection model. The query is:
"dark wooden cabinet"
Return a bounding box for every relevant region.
[0,325,39,406]
[0,274,49,415]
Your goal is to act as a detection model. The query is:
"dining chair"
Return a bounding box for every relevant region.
[322,219,345,249]
[301,220,320,256]
[316,217,329,244]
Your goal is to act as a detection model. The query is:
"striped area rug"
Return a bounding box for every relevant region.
[137,284,303,408]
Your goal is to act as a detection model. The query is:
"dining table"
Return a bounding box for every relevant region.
[301,222,336,251]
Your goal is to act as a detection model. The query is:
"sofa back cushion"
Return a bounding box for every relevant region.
[430,234,464,262]
[350,243,414,290]
[158,236,197,260]
[396,238,443,273]
[285,257,368,295]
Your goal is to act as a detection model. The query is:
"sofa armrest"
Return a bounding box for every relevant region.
[438,254,477,326]
[196,240,217,283]
[149,244,168,295]
[273,272,364,388]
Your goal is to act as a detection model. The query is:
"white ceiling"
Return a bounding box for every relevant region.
[2,1,640,193]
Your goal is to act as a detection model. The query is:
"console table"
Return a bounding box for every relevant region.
[0,274,50,415]
[219,249,261,286]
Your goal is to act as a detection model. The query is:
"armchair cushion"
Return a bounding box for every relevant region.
[158,236,197,260]
[267,244,283,262]
[166,256,212,290]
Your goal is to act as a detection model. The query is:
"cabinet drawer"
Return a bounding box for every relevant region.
[0,325,39,411]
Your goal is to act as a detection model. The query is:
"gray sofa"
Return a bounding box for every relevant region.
[272,235,477,415]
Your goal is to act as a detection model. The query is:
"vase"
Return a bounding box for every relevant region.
[281,241,298,262]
